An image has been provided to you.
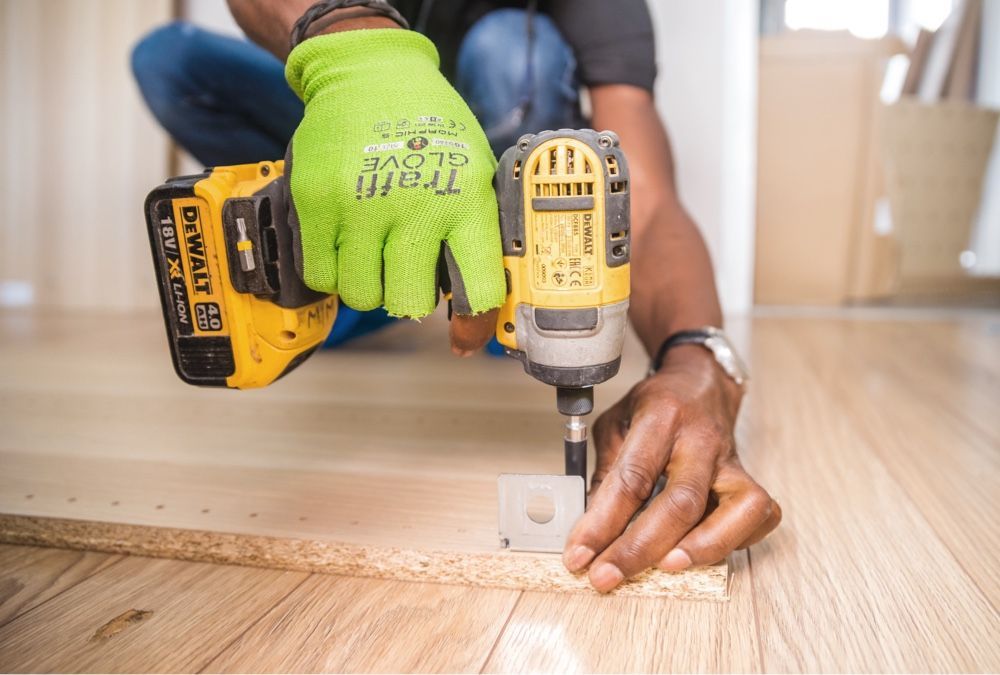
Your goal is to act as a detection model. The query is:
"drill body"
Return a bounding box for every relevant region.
[145,131,630,486]
[494,130,631,481]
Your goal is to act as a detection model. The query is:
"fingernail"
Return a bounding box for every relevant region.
[590,563,624,592]
[451,346,474,357]
[660,548,692,571]
[563,545,595,572]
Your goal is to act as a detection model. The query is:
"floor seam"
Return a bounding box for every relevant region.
[0,550,128,630]
[800,323,999,614]
[478,590,523,674]
[194,570,313,673]
[746,549,767,673]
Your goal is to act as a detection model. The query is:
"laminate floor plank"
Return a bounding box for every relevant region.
[0,555,308,673]
[482,550,759,673]
[3,309,999,672]
[742,320,999,672]
[204,576,520,673]
[0,544,121,627]
[787,319,1000,604]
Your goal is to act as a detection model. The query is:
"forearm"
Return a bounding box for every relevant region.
[226,0,397,60]
[589,84,723,356]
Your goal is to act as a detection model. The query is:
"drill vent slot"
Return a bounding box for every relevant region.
[533,182,594,197]
[610,180,628,194]
[512,160,521,178]
[605,155,619,176]
[534,146,595,177]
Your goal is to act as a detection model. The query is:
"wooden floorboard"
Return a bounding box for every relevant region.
[1,309,999,672]
[0,310,725,599]
[203,576,520,673]
[801,319,1000,605]
[481,550,760,673]
[741,318,999,672]
[0,555,308,673]
[0,544,121,627]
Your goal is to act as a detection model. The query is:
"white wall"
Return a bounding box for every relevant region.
[648,1,760,315]
[183,0,240,35]
[970,0,1000,275]
[0,0,173,310]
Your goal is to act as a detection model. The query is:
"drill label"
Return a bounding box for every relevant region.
[531,212,597,290]
[173,198,228,337]
[154,200,193,337]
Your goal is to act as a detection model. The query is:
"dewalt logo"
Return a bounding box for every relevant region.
[181,205,212,294]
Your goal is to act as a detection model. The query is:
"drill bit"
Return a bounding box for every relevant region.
[235,217,256,272]
[564,414,587,483]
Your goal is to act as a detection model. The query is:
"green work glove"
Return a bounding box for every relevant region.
[285,29,506,318]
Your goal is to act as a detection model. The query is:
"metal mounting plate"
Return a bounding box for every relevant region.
[497,474,585,552]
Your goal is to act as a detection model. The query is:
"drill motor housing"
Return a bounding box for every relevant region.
[495,129,631,415]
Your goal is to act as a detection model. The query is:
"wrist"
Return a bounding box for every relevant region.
[312,11,400,36]
[286,29,440,100]
[656,343,745,411]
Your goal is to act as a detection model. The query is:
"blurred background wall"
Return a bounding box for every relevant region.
[0,0,171,310]
[0,0,996,315]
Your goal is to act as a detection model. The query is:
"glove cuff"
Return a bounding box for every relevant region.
[286,29,441,102]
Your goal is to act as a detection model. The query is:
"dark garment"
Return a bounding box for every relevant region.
[390,0,657,91]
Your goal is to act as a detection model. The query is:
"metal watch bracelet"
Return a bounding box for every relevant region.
[649,326,750,386]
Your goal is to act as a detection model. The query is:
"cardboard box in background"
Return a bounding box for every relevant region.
[755,32,904,305]
[880,100,999,292]
[756,29,1000,306]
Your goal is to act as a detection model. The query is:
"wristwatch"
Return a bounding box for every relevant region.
[649,326,750,386]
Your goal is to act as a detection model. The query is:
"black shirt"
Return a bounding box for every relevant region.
[389,0,657,91]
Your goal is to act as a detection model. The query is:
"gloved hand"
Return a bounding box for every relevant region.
[285,28,506,336]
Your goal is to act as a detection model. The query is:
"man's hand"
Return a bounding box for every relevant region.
[285,28,506,344]
[558,84,782,591]
[563,344,781,591]
[226,2,505,353]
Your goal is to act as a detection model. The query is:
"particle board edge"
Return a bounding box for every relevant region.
[0,513,728,601]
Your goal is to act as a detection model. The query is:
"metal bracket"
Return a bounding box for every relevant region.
[497,474,584,552]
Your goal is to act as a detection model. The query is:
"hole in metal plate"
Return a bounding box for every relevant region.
[526,492,555,524]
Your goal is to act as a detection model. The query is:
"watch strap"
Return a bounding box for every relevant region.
[650,329,717,373]
[290,0,410,51]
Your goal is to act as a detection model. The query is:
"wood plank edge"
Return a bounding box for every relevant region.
[0,514,728,601]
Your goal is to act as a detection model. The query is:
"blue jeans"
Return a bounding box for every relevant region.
[132,10,583,346]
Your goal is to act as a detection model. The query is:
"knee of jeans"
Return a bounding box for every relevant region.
[131,21,202,119]
[457,9,577,104]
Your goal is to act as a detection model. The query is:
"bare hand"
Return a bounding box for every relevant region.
[562,344,782,592]
[449,309,499,357]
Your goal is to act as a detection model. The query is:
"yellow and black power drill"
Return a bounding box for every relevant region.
[494,129,630,484]
[144,129,629,484]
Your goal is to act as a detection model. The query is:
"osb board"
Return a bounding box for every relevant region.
[0,310,728,600]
